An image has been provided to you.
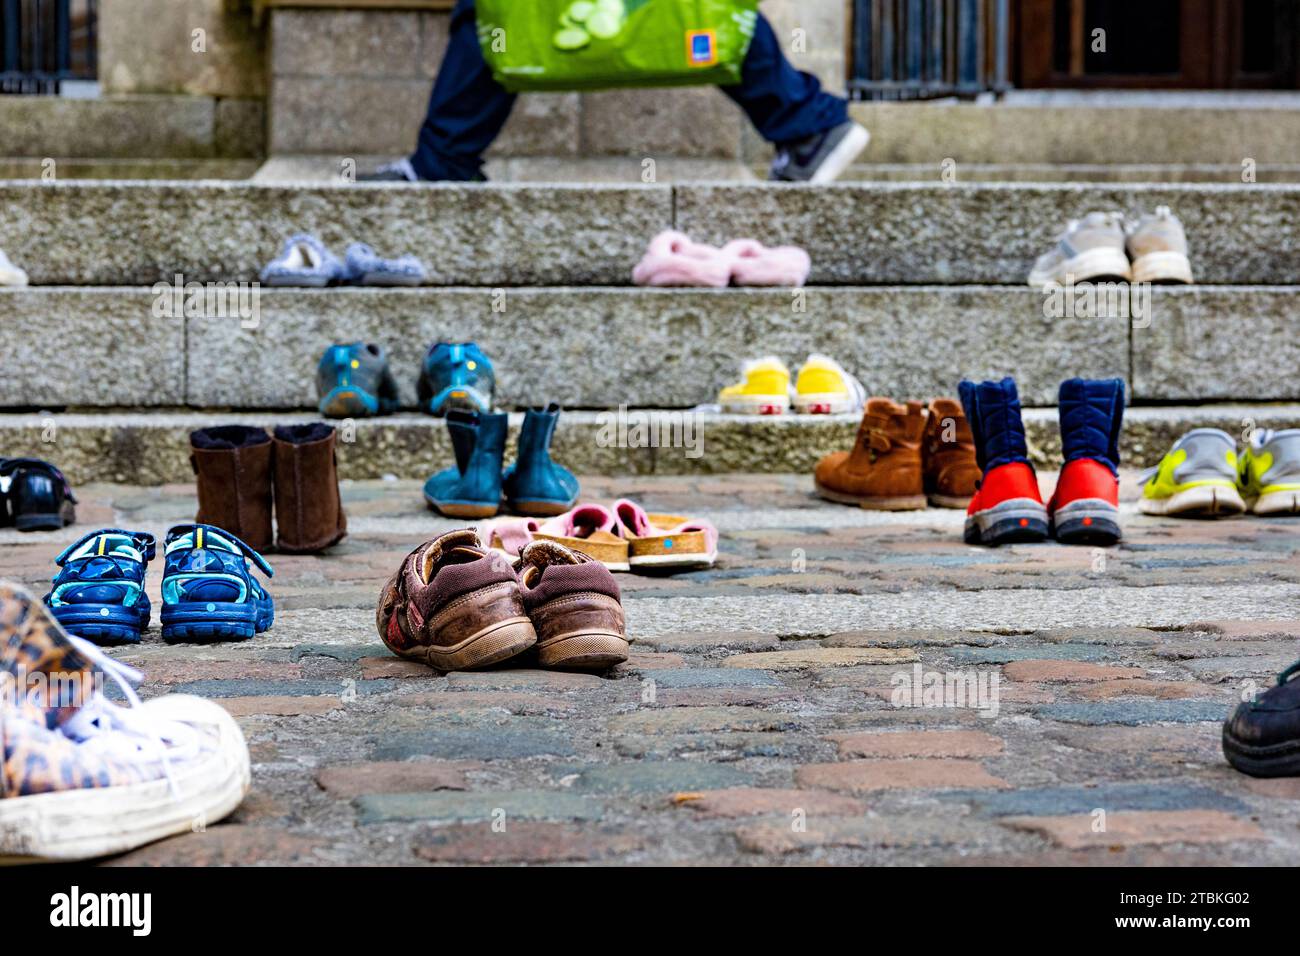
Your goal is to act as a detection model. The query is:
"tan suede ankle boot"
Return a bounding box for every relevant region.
[814,398,926,510]
[923,398,981,509]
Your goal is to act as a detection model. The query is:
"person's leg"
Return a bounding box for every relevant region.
[718,13,848,145]
[410,0,516,181]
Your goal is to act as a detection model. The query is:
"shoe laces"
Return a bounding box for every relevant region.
[57,635,195,798]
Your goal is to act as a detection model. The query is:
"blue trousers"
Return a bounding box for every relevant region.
[412,0,849,181]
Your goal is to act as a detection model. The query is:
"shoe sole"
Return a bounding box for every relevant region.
[964,498,1050,545]
[425,387,492,417]
[721,396,790,415]
[1029,247,1132,288]
[1131,250,1193,285]
[358,273,423,287]
[161,603,258,643]
[425,495,499,519]
[50,606,147,646]
[14,513,71,532]
[1222,726,1300,778]
[0,696,250,863]
[793,393,858,415]
[510,499,578,518]
[262,275,331,288]
[1138,484,1245,517]
[419,617,538,671]
[809,123,871,185]
[319,386,380,418]
[927,492,972,510]
[1250,489,1300,516]
[628,551,717,571]
[814,481,927,510]
[537,631,629,671]
[1051,498,1122,545]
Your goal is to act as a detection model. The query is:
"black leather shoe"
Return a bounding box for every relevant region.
[1223,660,1300,777]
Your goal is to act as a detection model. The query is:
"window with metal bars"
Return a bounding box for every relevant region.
[0,0,97,95]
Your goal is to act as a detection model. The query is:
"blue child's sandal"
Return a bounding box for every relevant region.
[160,523,274,643]
[44,529,156,645]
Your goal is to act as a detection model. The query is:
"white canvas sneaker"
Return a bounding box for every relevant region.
[0,583,250,863]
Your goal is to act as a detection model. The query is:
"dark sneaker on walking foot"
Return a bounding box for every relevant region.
[0,458,76,532]
[0,583,250,862]
[922,398,981,509]
[358,159,487,183]
[376,529,536,671]
[959,377,1048,545]
[769,120,870,184]
[814,398,927,510]
[1048,377,1125,545]
[417,342,496,416]
[160,524,274,643]
[516,540,627,671]
[358,158,421,182]
[317,343,401,418]
[1223,659,1300,777]
[45,529,156,645]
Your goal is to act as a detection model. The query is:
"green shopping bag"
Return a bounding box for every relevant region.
[475,0,761,92]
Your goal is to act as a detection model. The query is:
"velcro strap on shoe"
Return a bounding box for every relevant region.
[55,528,156,566]
[165,523,274,577]
[864,430,892,453]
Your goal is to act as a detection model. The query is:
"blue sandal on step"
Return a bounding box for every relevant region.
[44,529,156,645]
[160,524,274,643]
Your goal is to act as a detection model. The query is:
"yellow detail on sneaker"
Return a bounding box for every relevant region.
[795,362,850,400]
[718,357,790,410]
[1142,448,1238,500]
[1240,447,1300,496]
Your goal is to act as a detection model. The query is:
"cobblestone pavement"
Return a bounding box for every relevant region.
[4,472,1299,866]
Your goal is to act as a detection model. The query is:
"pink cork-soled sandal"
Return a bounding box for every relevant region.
[530,504,631,572]
[612,498,718,571]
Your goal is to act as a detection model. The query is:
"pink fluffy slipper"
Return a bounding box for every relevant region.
[723,239,812,287]
[632,230,733,288]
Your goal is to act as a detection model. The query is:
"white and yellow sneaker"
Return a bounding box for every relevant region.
[1138,428,1245,517]
[718,356,791,415]
[1239,428,1300,516]
[793,354,866,415]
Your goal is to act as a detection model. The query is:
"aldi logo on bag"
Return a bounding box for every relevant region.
[686,29,718,67]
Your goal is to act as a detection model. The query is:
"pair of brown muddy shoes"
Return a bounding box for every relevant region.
[376,529,628,672]
[190,424,347,554]
[814,397,980,510]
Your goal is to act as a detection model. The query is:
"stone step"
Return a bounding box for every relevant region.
[4,404,1296,485]
[0,94,263,160]
[843,98,1300,167]
[0,158,260,181]
[3,180,1298,286]
[3,286,1295,411]
[252,155,1300,186]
